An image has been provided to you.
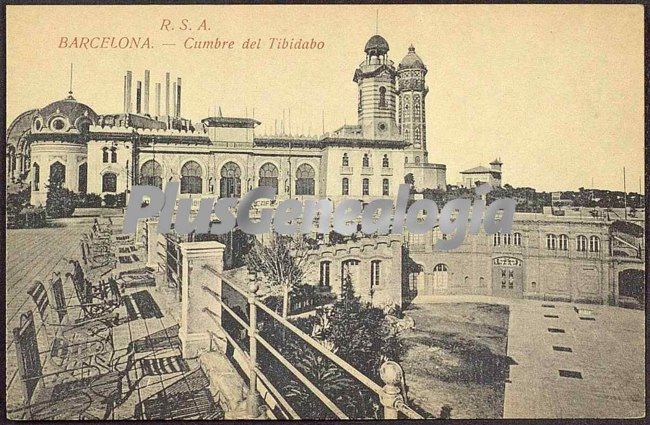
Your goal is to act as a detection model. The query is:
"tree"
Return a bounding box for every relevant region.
[45,178,76,218]
[246,234,312,318]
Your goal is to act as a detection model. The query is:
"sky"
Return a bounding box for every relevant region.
[6,5,644,193]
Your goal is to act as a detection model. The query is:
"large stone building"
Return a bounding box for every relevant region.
[6,34,447,208]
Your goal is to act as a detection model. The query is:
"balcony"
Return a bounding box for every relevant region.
[381,167,393,176]
[361,167,374,175]
[340,166,353,175]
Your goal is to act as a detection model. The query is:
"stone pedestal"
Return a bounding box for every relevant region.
[179,241,225,359]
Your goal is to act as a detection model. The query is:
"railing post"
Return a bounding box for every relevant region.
[247,275,263,417]
[179,240,225,359]
[380,361,405,420]
[145,218,159,269]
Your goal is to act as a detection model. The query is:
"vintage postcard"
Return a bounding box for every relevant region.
[4,3,645,420]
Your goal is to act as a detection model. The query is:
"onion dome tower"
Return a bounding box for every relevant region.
[353,34,400,140]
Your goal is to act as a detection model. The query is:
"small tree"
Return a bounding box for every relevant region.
[45,179,76,218]
[246,234,311,318]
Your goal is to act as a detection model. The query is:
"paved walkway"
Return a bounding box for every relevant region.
[412,295,645,418]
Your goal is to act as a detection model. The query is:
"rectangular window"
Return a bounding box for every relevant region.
[362,178,369,196]
[370,260,381,287]
[319,261,331,287]
[342,178,349,196]
[382,178,389,196]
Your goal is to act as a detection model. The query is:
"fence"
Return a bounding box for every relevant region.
[198,263,422,420]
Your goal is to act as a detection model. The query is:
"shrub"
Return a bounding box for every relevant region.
[45,181,76,218]
[103,191,127,208]
[75,192,102,208]
[7,187,31,217]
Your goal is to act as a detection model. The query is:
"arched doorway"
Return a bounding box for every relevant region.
[50,161,66,186]
[491,257,523,298]
[618,269,644,308]
[432,264,449,294]
[220,162,241,198]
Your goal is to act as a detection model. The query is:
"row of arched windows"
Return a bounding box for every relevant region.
[493,232,522,246]
[341,178,390,196]
[547,234,600,252]
[138,159,316,196]
[342,153,390,168]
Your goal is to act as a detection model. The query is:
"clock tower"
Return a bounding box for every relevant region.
[354,34,400,140]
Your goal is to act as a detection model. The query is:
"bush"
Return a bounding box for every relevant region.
[75,192,103,208]
[103,192,127,208]
[7,187,31,217]
[46,181,76,218]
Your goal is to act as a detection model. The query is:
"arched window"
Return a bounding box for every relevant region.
[513,232,522,246]
[50,161,65,184]
[479,277,485,287]
[382,178,389,196]
[362,178,369,196]
[33,163,40,191]
[559,234,569,251]
[180,161,202,194]
[413,96,421,118]
[296,163,315,196]
[493,233,501,246]
[382,154,389,168]
[433,264,448,272]
[258,162,279,193]
[78,163,87,193]
[102,147,109,163]
[414,127,421,144]
[342,153,349,167]
[503,233,512,245]
[531,281,537,291]
[362,154,370,168]
[415,156,420,165]
[371,260,381,287]
[577,235,588,252]
[546,234,557,250]
[102,172,117,193]
[141,160,162,189]
[320,261,331,287]
[589,236,600,253]
[110,147,117,163]
[464,276,470,285]
[379,86,387,108]
[342,178,349,195]
[403,102,410,119]
[220,161,241,198]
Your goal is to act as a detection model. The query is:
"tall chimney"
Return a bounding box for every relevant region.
[126,71,133,114]
[123,75,127,113]
[155,83,161,117]
[165,72,170,116]
[136,81,142,114]
[144,70,150,115]
[172,82,177,117]
[176,77,182,118]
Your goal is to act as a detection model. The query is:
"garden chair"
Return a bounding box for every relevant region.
[11,311,128,420]
[27,279,115,371]
[81,241,117,275]
[67,260,122,312]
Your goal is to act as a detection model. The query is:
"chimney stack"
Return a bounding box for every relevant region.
[123,75,127,113]
[155,82,161,117]
[165,72,170,116]
[172,82,177,117]
[136,81,142,114]
[176,77,182,118]
[126,71,133,114]
[144,70,150,115]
